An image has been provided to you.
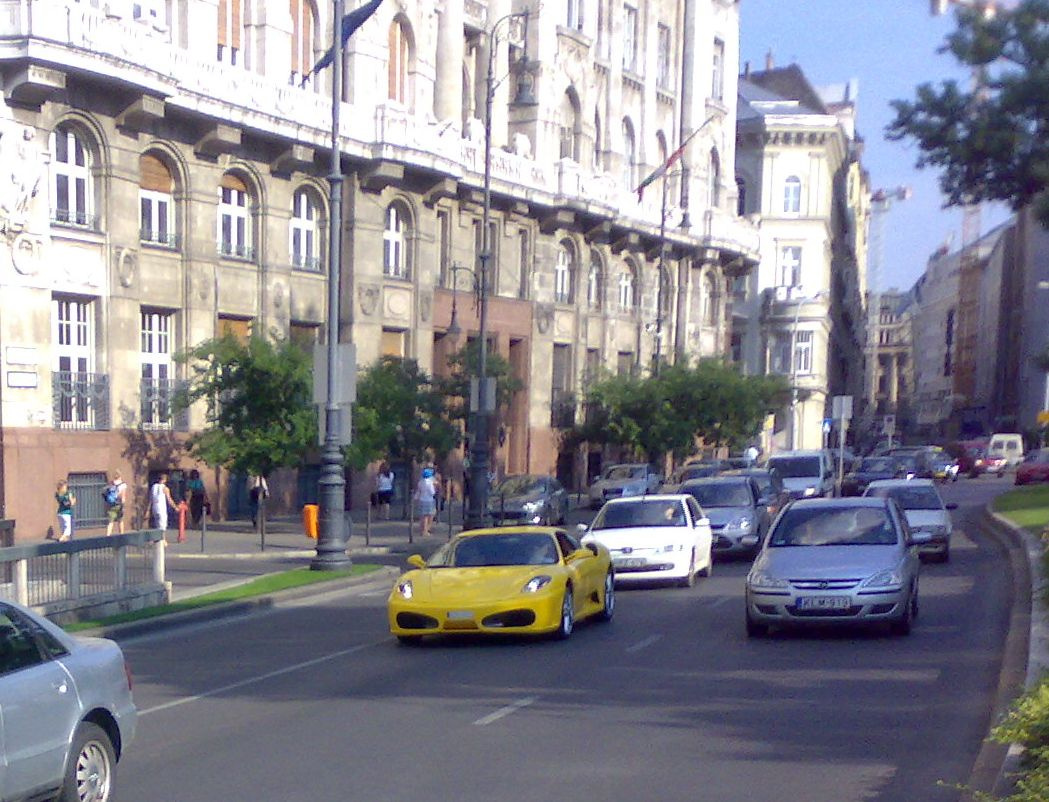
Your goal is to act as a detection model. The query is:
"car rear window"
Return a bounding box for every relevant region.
[766,457,822,478]
[682,481,753,508]
[769,506,897,547]
[865,485,942,511]
[592,500,687,530]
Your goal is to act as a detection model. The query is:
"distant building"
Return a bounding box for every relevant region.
[859,289,915,449]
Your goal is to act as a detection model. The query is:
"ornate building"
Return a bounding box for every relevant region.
[0,0,758,539]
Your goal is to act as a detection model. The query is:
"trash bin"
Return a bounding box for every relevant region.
[303,504,319,539]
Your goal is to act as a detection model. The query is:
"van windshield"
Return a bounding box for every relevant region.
[767,457,822,478]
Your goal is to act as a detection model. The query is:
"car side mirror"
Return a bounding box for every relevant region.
[909,530,933,546]
[585,542,599,556]
[576,523,589,534]
[945,502,958,511]
[407,554,426,569]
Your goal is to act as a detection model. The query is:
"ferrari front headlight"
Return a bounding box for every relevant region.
[522,575,553,593]
[397,580,413,600]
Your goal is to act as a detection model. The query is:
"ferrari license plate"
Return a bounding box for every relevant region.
[797,596,850,610]
[447,610,474,620]
[614,557,646,569]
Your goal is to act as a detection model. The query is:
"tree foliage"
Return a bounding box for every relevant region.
[174,334,316,478]
[887,0,1049,224]
[438,339,524,421]
[343,356,459,471]
[568,359,789,462]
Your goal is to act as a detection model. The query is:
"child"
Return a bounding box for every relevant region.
[176,491,190,544]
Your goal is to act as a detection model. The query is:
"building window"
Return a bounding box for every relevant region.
[518,229,530,300]
[551,343,574,428]
[290,188,321,270]
[217,0,241,65]
[779,246,802,288]
[383,203,411,279]
[588,250,603,310]
[621,118,636,192]
[219,316,252,343]
[381,327,406,357]
[567,0,584,31]
[708,148,721,209]
[783,175,802,214]
[555,241,576,304]
[52,298,104,429]
[617,350,634,376]
[50,126,94,228]
[388,18,413,107]
[217,174,252,260]
[290,0,316,86]
[618,263,636,312]
[141,310,176,428]
[140,153,174,247]
[437,209,451,287]
[622,4,638,72]
[711,38,725,101]
[656,24,671,90]
[730,331,743,363]
[794,330,813,375]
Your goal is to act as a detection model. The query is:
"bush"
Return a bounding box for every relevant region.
[987,671,1049,800]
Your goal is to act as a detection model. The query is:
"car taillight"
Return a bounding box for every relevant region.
[124,660,134,691]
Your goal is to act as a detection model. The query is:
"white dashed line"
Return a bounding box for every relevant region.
[473,696,538,726]
[626,634,662,653]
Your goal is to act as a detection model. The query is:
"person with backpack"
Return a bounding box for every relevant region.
[104,471,128,536]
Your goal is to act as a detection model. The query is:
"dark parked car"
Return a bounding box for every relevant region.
[661,462,723,492]
[489,474,569,525]
[679,476,770,557]
[720,468,788,517]
[840,456,906,497]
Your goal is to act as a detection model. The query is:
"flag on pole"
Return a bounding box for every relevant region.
[633,126,703,202]
[301,0,385,87]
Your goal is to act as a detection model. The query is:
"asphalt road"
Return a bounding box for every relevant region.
[115,476,1015,802]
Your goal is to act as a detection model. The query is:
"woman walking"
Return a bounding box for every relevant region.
[375,462,395,521]
[54,480,76,542]
[415,467,437,536]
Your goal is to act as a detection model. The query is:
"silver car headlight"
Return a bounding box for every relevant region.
[521,500,543,513]
[522,575,553,593]
[397,580,413,600]
[862,568,903,589]
[748,571,789,590]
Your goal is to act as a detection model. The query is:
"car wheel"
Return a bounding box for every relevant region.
[939,545,950,564]
[698,553,713,578]
[677,550,697,588]
[890,592,914,636]
[397,635,423,646]
[745,610,767,638]
[597,571,615,622]
[59,722,116,802]
[555,587,574,639]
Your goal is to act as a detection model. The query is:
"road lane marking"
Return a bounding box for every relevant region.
[138,639,386,717]
[626,634,662,653]
[473,696,538,726]
[706,595,734,609]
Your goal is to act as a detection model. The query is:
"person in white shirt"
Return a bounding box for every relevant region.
[149,473,177,535]
[375,462,395,521]
[415,467,437,536]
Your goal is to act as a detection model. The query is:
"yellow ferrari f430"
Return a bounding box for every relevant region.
[387,526,615,644]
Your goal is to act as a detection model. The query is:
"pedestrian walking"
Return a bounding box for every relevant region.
[375,462,394,521]
[249,475,269,528]
[415,467,437,536]
[54,480,76,542]
[745,444,760,468]
[148,473,177,536]
[176,491,190,543]
[104,471,128,536]
[187,469,209,528]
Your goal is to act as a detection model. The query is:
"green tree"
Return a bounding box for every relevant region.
[174,334,316,479]
[438,340,523,422]
[887,0,1049,224]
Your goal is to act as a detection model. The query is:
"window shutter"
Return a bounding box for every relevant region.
[220,173,248,193]
[140,154,173,193]
[218,0,228,45]
[231,0,241,50]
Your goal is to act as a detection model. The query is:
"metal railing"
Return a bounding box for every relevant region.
[218,240,255,261]
[140,377,189,430]
[0,530,166,609]
[52,371,110,430]
[140,228,179,248]
[51,208,100,230]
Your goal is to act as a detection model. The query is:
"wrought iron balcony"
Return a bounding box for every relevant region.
[140,228,179,248]
[140,377,189,431]
[551,390,577,429]
[218,240,255,261]
[292,253,323,272]
[52,372,109,430]
[51,208,100,231]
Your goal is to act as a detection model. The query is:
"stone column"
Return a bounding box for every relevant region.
[434,0,464,123]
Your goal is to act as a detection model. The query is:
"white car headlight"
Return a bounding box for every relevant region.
[803,487,817,497]
[522,575,553,593]
[862,568,903,589]
[521,500,543,513]
[397,580,413,600]
[748,571,789,590]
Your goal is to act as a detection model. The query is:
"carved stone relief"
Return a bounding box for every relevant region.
[115,247,137,288]
[419,290,432,323]
[358,283,380,316]
[536,303,554,334]
[0,123,41,236]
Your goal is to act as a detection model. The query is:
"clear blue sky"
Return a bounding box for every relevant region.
[739,0,1011,292]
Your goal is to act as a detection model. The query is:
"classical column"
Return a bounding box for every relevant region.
[435,0,464,123]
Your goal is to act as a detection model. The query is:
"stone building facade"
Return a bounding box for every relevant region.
[0,0,758,539]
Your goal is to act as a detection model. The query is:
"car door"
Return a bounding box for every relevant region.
[0,604,80,800]
[685,497,712,559]
[556,531,601,611]
[748,479,769,539]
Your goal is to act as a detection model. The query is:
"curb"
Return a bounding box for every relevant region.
[961,506,1044,799]
[83,565,400,641]
[166,545,424,560]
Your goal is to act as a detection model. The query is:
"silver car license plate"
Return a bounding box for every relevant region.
[797,596,850,610]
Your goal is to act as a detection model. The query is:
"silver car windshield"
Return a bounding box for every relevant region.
[769,507,898,547]
[592,500,687,530]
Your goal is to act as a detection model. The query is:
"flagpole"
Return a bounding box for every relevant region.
[313,0,350,569]
[654,169,669,373]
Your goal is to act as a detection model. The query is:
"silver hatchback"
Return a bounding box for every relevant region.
[745,498,929,637]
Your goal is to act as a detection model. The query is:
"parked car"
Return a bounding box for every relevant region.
[765,450,835,499]
[660,462,722,493]
[388,527,614,642]
[489,474,569,526]
[0,598,136,801]
[744,497,929,637]
[1016,449,1049,486]
[840,456,908,497]
[582,495,713,587]
[679,476,770,557]
[988,432,1026,470]
[863,478,957,562]
[926,451,960,483]
[720,468,788,517]
[588,463,662,509]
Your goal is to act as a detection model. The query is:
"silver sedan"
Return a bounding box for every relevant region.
[0,598,136,801]
[745,497,930,637]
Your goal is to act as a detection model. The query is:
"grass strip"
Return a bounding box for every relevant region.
[991,485,1049,534]
[66,564,381,632]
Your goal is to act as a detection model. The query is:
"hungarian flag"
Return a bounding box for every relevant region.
[301,0,385,87]
[634,127,702,201]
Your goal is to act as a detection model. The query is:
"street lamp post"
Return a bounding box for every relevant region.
[788,289,828,450]
[464,10,536,530]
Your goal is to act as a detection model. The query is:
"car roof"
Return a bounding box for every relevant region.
[720,468,772,476]
[681,476,750,486]
[767,450,824,458]
[457,526,562,538]
[788,497,890,510]
[864,478,935,489]
[603,494,689,504]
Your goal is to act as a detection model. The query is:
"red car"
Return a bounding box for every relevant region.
[948,440,1006,478]
[1016,449,1049,486]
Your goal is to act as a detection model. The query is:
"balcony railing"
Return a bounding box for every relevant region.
[218,240,255,261]
[140,377,189,431]
[52,372,109,430]
[140,228,179,249]
[51,208,100,231]
[292,254,323,272]
[551,390,577,429]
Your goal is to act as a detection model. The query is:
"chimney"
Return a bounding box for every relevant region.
[765,49,774,71]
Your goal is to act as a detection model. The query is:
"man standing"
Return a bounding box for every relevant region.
[149,473,177,535]
[104,471,128,536]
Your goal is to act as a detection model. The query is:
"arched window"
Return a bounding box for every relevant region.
[217,0,242,65]
[587,249,603,310]
[388,18,413,108]
[290,0,316,87]
[736,176,747,216]
[708,148,721,209]
[140,153,175,246]
[702,272,719,326]
[290,187,323,270]
[217,173,253,259]
[51,124,95,228]
[559,89,582,161]
[783,175,802,213]
[555,240,576,304]
[383,202,412,279]
[618,261,637,312]
[621,118,636,192]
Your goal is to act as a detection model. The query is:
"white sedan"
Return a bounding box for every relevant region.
[582,495,714,586]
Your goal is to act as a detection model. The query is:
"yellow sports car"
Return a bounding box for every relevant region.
[388,526,615,644]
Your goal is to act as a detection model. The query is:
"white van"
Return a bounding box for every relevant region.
[765,450,835,500]
[988,433,1025,469]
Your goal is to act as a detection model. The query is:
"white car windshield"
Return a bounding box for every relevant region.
[592,500,687,530]
[770,507,898,547]
[605,466,646,480]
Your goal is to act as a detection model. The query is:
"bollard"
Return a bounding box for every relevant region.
[365,502,371,547]
[153,537,166,586]
[200,507,208,554]
[408,495,415,544]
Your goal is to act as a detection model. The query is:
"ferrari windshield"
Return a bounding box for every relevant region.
[429,533,560,567]
[769,506,898,547]
[591,499,687,530]
[865,485,943,511]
